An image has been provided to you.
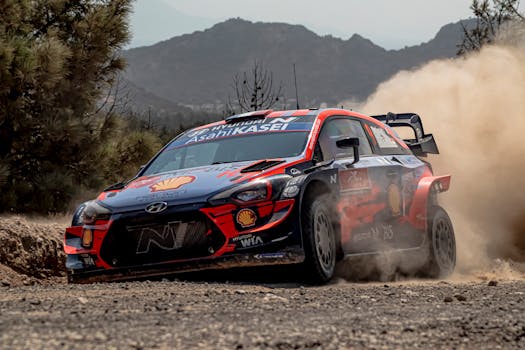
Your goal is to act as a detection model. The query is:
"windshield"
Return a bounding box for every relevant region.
[142,131,309,175]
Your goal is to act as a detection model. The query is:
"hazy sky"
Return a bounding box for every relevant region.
[131,0,474,49]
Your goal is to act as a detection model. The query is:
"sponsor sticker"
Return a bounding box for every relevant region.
[340,168,371,192]
[254,252,286,259]
[387,184,402,216]
[370,126,399,148]
[231,233,264,248]
[236,208,257,228]
[150,176,196,192]
[183,118,304,145]
[127,176,162,189]
[353,223,394,243]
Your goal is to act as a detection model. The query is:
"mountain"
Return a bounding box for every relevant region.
[118,78,222,130]
[123,18,471,110]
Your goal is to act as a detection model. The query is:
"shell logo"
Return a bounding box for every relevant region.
[150,176,196,192]
[236,209,257,228]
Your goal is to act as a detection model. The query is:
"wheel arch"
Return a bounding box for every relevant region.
[409,175,451,231]
[299,173,343,259]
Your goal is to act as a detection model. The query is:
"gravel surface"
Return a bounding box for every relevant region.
[0,216,523,349]
[1,277,524,349]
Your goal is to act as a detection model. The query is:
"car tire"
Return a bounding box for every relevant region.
[301,194,337,284]
[422,206,456,278]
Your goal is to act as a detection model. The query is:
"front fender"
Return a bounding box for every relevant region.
[298,168,339,209]
[295,169,340,248]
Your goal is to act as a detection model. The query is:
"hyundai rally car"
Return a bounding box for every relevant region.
[65,109,456,283]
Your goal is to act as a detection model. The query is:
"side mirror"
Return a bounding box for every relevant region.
[336,137,360,166]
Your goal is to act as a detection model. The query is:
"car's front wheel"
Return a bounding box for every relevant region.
[301,194,337,284]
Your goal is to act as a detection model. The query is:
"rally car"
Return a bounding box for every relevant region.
[64,109,456,283]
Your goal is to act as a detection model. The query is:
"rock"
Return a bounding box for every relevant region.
[1,280,10,287]
[235,289,247,295]
[455,295,467,302]
[78,297,88,304]
[66,331,84,341]
[262,293,289,303]
[94,331,108,341]
[488,280,498,287]
[444,296,453,303]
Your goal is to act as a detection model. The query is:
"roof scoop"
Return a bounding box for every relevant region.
[225,109,273,124]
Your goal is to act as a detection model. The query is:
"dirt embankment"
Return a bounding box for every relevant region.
[0,216,66,286]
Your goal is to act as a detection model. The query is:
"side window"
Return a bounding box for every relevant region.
[317,118,372,160]
[364,122,410,155]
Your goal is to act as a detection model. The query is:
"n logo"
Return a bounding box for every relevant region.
[135,222,187,254]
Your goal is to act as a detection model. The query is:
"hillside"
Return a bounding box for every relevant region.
[123,18,470,110]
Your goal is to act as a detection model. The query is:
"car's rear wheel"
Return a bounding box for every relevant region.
[421,206,456,278]
[301,194,336,284]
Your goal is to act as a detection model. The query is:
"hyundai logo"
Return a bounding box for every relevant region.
[145,202,168,214]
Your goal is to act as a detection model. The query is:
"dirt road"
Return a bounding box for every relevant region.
[1,275,524,349]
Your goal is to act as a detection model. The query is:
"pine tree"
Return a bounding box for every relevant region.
[0,0,133,212]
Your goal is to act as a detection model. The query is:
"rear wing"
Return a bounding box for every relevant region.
[370,112,439,157]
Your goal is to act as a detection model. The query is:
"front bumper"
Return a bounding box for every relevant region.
[67,247,304,283]
[65,198,302,283]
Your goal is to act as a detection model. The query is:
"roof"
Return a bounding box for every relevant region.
[192,108,375,131]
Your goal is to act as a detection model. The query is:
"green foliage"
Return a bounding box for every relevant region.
[97,127,163,185]
[459,0,524,55]
[0,0,142,213]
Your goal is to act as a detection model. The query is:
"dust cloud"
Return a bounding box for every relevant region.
[357,30,525,279]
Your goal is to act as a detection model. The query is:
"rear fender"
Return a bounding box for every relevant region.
[408,175,451,231]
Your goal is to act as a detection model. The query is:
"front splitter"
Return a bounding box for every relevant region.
[67,247,304,283]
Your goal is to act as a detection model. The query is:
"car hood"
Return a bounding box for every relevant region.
[98,160,290,213]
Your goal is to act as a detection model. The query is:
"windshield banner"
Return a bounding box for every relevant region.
[168,116,315,149]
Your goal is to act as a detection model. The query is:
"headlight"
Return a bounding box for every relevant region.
[81,201,111,225]
[230,181,271,204]
[234,187,268,202]
[209,175,291,205]
[71,202,88,226]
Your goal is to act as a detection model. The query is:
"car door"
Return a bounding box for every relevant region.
[316,117,423,255]
[315,117,385,254]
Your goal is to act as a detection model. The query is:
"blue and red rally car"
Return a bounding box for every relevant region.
[64,109,456,283]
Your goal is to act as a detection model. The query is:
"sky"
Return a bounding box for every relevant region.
[130,0,475,49]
